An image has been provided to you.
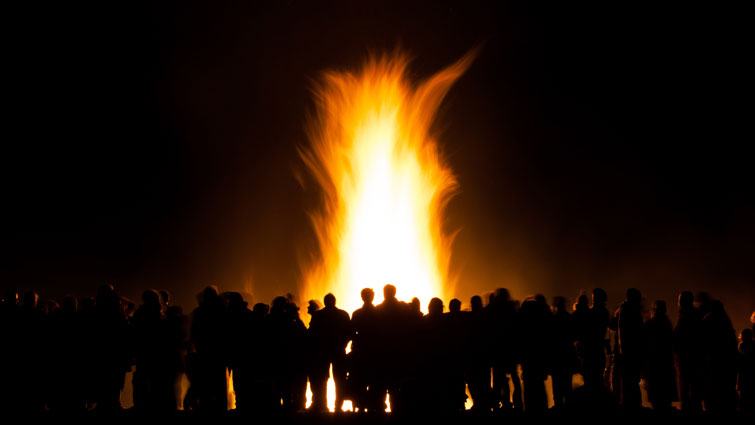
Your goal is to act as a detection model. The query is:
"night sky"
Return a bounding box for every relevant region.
[3,1,752,331]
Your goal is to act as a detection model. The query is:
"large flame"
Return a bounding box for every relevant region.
[300,50,476,314]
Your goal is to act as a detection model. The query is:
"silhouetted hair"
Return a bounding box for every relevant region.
[449,298,461,313]
[494,288,510,303]
[384,284,397,300]
[740,328,753,342]
[23,291,38,308]
[679,291,694,309]
[360,288,375,304]
[592,288,607,305]
[142,289,161,309]
[272,296,287,312]
[159,290,172,306]
[410,297,420,312]
[553,296,566,312]
[626,288,641,304]
[201,286,219,305]
[324,293,336,307]
[228,292,247,309]
[253,303,269,315]
[471,295,483,312]
[428,297,443,315]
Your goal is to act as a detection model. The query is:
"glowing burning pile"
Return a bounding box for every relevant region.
[300,50,476,314]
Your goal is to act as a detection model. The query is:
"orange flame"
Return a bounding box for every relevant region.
[300,50,476,314]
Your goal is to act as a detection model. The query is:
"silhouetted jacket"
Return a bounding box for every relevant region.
[309,306,351,358]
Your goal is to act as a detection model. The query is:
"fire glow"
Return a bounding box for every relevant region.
[300,50,476,314]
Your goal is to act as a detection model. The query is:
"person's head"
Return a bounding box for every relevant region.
[678,291,694,310]
[449,298,461,313]
[710,299,725,315]
[626,288,641,305]
[253,303,269,316]
[740,328,753,344]
[361,288,375,304]
[410,297,420,312]
[201,286,219,306]
[62,295,77,313]
[552,296,566,313]
[97,283,118,308]
[23,291,39,308]
[324,293,336,308]
[307,299,321,315]
[574,292,588,311]
[471,295,483,312]
[142,289,161,310]
[271,296,287,312]
[227,292,247,310]
[45,300,60,315]
[653,300,667,317]
[696,292,712,311]
[285,300,300,317]
[494,288,510,303]
[592,288,607,306]
[428,297,443,316]
[159,290,172,307]
[383,284,397,301]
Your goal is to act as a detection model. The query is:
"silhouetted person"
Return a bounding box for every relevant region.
[572,292,590,375]
[264,296,305,411]
[91,284,130,413]
[78,296,98,410]
[189,286,229,412]
[551,296,577,409]
[645,300,676,413]
[702,299,738,413]
[466,295,490,413]
[161,290,189,410]
[415,297,448,413]
[285,295,309,412]
[615,288,645,412]
[131,289,174,412]
[739,328,754,414]
[226,292,255,412]
[580,288,610,389]
[518,295,550,413]
[374,284,411,412]
[351,288,379,412]
[409,297,423,320]
[485,288,522,411]
[47,295,86,412]
[444,298,467,412]
[241,302,265,409]
[673,290,704,413]
[308,293,351,412]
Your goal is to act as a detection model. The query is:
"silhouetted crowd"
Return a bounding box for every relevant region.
[0,284,753,417]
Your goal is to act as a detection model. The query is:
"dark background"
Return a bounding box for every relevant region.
[3,1,753,331]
